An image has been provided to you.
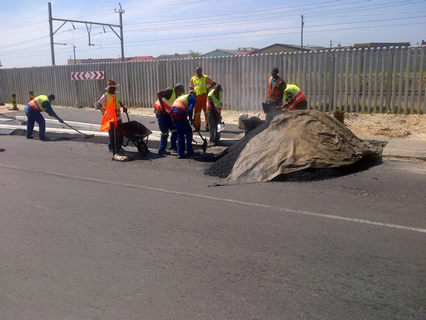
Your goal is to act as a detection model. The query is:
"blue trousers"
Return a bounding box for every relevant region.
[156,113,177,150]
[24,104,46,138]
[172,118,194,157]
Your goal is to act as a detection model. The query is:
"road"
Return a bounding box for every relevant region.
[0,115,425,319]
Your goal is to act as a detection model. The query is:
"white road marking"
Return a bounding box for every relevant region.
[1,164,425,234]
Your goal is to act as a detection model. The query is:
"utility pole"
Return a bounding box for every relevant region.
[116,3,125,62]
[301,15,304,53]
[48,2,124,65]
[49,2,55,65]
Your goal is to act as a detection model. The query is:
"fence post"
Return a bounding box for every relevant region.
[11,94,18,110]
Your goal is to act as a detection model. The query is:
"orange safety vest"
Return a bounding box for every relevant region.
[154,88,176,114]
[102,92,122,121]
[284,84,306,111]
[28,95,50,112]
[267,76,284,102]
[172,94,190,116]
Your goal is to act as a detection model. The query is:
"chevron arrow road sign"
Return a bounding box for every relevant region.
[71,71,104,80]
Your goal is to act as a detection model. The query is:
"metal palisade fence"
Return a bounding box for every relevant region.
[0,46,424,114]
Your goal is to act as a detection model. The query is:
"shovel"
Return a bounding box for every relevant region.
[63,121,94,139]
[192,124,207,154]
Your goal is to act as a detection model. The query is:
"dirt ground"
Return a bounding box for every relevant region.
[128,108,426,140]
[2,103,425,140]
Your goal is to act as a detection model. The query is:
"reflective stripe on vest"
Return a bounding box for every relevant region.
[206,89,222,113]
[154,88,176,114]
[192,75,207,95]
[172,95,189,115]
[28,95,49,112]
[103,92,122,120]
[285,85,306,111]
[267,76,284,102]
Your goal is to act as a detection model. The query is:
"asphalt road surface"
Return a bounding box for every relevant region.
[1,134,425,320]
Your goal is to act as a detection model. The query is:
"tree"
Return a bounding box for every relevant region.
[189,50,201,58]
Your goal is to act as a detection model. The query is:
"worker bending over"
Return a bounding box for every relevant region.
[206,84,223,146]
[189,67,216,131]
[170,91,198,159]
[96,80,127,154]
[24,94,64,141]
[277,84,308,112]
[154,84,184,155]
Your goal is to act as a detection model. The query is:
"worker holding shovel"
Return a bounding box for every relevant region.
[170,91,199,159]
[24,94,64,141]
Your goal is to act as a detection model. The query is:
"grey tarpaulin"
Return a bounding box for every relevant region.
[228,110,385,183]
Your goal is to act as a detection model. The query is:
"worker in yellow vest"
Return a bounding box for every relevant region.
[277,84,308,112]
[189,67,216,132]
[24,94,64,141]
[206,84,223,146]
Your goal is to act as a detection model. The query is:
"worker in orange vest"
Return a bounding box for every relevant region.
[265,67,286,121]
[189,67,216,132]
[96,80,127,154]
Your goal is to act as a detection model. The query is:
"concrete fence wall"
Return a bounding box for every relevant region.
[0,46,425,114]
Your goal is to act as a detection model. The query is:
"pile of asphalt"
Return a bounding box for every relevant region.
[204,120,270,178]
[205,118,381,182]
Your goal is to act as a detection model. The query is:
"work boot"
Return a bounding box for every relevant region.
[39,136,50,141]
[178,154,186,159]
[168,145,177,152]
[26,136,33,139]
[158,148,167,155]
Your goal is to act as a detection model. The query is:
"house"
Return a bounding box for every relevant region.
[154,53,193,60]
[250,43,313,54]
[202,48,256,57]
[353,42,411,49]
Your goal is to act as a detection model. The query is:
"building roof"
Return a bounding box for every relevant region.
[202,48,255,57]
[154,53,193,60]
[250,43,313,54]
[354,42,411,48]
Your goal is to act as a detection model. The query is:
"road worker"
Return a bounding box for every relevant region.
[24,94,64,141]
[206,84,223,146]
[170,91,198,159]
[189,67,216,132]
[265,67,286,121]
[96,80,127,154]
[154,83,185,155]
[276,84,308,112]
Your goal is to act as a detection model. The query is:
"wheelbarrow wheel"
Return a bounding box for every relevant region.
[137,141,150,156]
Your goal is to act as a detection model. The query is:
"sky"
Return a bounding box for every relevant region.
[0,0,425,68]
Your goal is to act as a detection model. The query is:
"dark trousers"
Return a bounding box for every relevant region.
[172,118,194,157]
[108,119,123,153]
[207,111,221,144]
[156,113,177,150]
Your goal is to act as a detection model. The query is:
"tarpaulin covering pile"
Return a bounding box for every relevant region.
[223,110,385,183]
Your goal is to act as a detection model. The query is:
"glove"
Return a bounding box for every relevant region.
[190,119,195,126]
[58,118,64,123]
[123,106,128,113]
